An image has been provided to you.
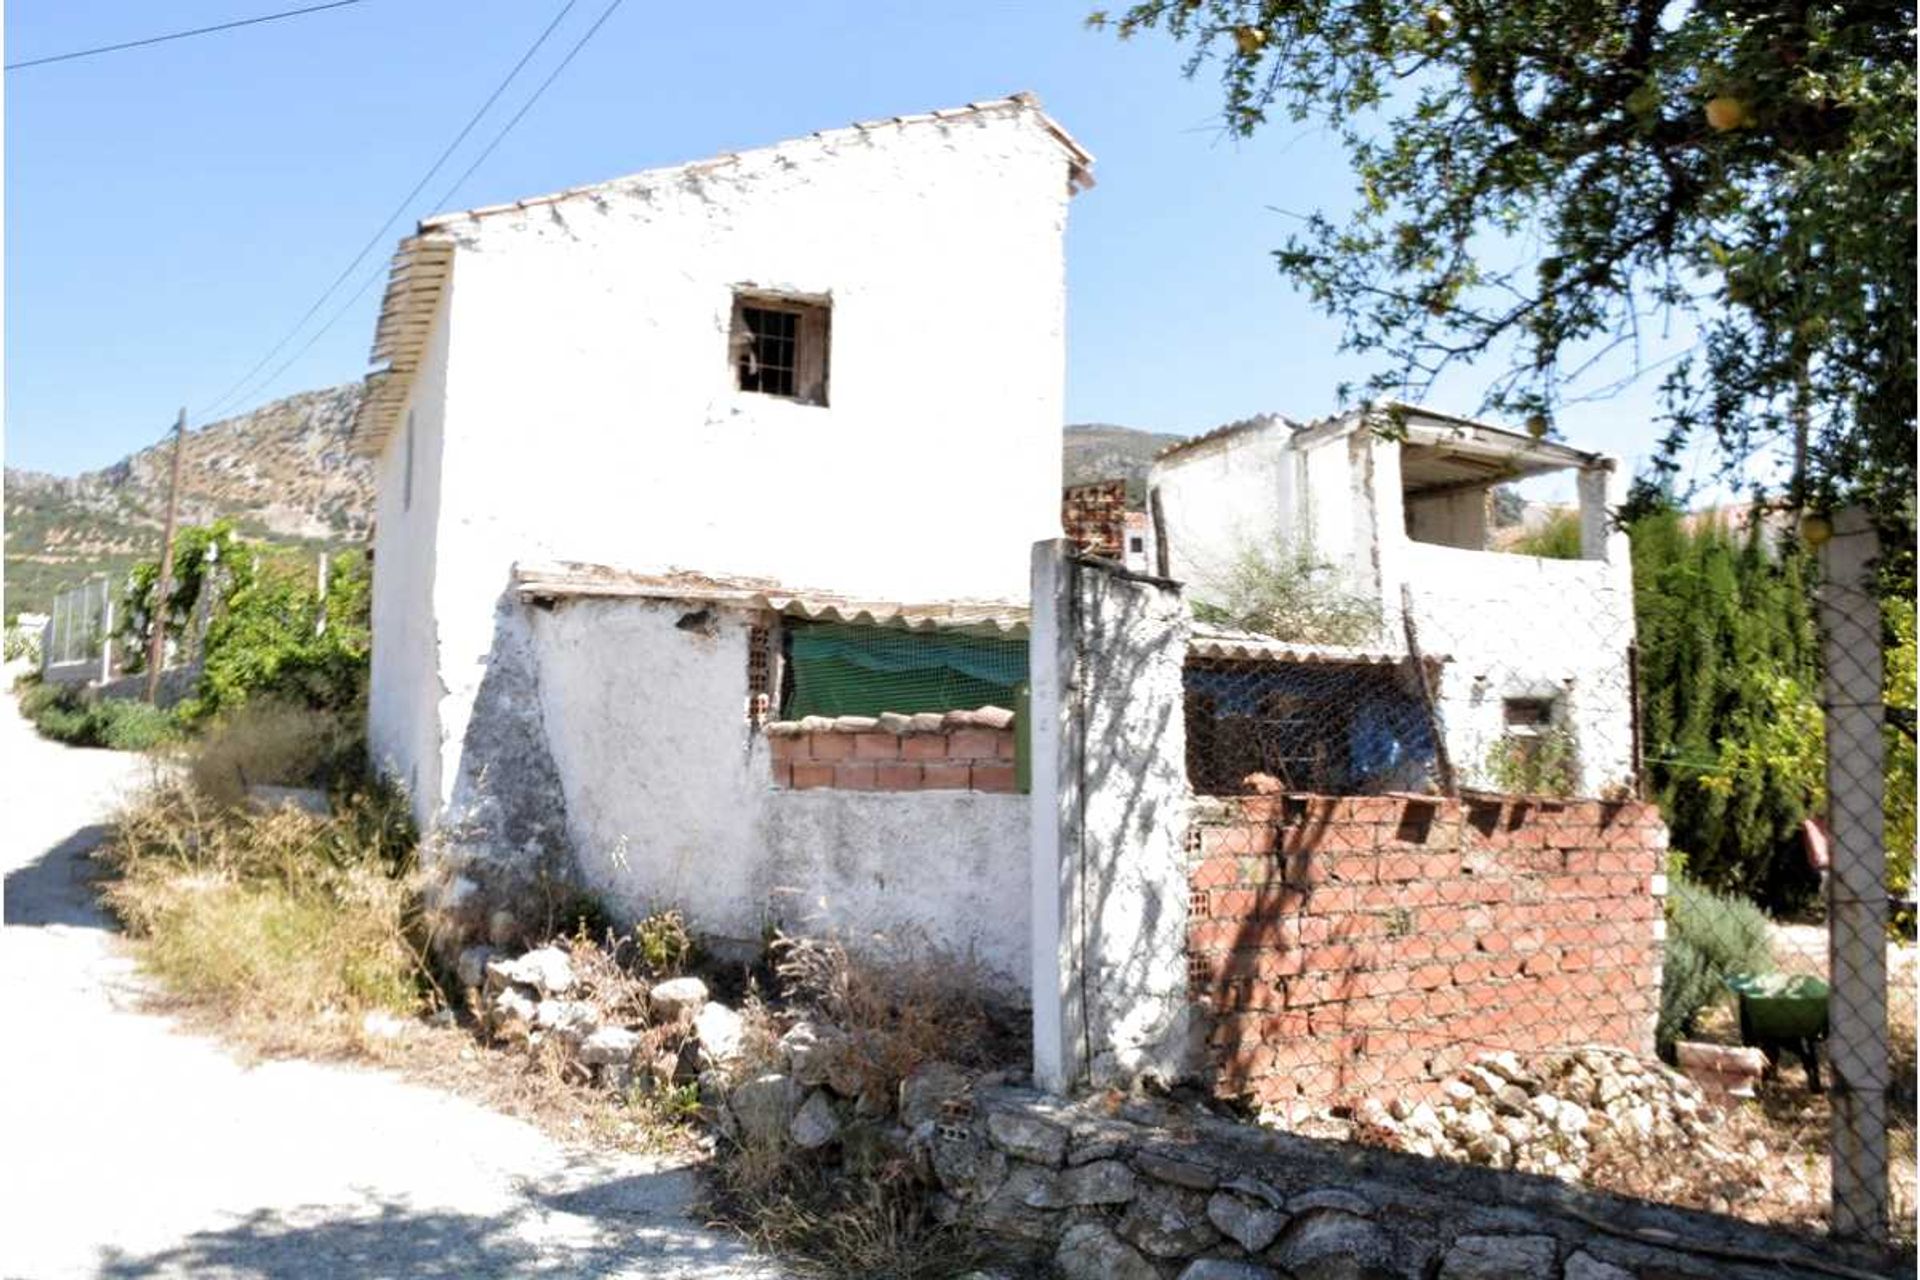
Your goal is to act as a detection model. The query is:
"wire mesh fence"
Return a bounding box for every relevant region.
[1177,519,1912,1245]
[42,577,114,677]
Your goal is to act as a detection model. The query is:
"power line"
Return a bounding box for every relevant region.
[205,0,629,420]
[6,0,368,72]
[197,0,585,420]
[427,0,629,213]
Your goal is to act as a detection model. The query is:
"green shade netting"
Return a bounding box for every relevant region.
[783,622,1028,719]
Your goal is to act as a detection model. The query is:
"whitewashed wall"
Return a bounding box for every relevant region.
[1152,416,1638,797]
[368,287,453,827]
[1404,542,1638,798]
[1030,542,1194,1092]
[1153,420,1383,621]
[403,105,1072,825]
[525,595,1031,986]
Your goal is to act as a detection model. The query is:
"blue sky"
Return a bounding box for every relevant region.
[6,0,1690,499]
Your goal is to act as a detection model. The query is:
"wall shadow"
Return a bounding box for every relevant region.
[4,822,117,930]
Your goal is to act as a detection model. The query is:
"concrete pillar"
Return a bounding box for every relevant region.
[1577,460,1630,577]
[1030,538,1198,1094]
[1029,538,1083,1093]
[1819,507,1888,1243]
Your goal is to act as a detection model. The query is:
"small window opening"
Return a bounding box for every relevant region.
[403,410,415,512]
[732,292,830,404]
[1128,535,1145,554]
[1498,695,1577,794]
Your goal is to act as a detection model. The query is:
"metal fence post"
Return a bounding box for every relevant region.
[98,578,114,684]
[1818,506,1888,1244]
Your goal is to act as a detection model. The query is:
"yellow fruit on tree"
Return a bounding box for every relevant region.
[1800,512,1833,547]
[1705,96,1749,131]
[1233,25,1267,54]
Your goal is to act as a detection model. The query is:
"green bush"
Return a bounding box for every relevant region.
[1656,872,1776,1054]
[181,549,370,723]
[16,682,180,751]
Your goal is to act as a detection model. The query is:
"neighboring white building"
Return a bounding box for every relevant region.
[1151,404,1639,799]
[351,95,1091,977]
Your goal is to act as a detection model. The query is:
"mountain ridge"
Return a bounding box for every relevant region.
[5,384,373,617]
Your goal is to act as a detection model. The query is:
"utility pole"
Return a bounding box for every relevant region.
[145,408,187,704]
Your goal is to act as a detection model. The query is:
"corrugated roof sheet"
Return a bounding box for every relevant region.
[1188,624,1444,666]
[512,562,1030,636]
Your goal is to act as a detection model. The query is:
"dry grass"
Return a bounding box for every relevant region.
[767,930,1018,1102]
[717,1158,985,1280]
[698,931,1024,1279]
[98,749,431,1059]
[184,697,361,809]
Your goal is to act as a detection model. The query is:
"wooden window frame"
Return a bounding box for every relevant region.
[731,290,830,406]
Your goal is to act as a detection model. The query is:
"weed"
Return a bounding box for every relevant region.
[769,930,1013,1111]
[99,773,431,1052]
[633,907,698,977]
[717,1152,984,1280]
[186,697,362,808]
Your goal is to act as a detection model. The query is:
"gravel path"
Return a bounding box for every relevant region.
[0,694,782,1279]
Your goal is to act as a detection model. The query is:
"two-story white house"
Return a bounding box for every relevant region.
[352,94,1092,977]
[1151,404,1640,800]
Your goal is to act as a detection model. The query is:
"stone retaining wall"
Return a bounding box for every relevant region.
[1187,794,1666,1116]
[932,1086,1890,1280]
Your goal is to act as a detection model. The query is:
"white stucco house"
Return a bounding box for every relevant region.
[1151,404,1640,799]
[350,94,1093,979]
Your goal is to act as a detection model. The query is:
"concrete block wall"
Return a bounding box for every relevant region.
[1186,793,1667,1114]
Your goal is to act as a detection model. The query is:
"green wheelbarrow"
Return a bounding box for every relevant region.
[1724,972,1830,1092]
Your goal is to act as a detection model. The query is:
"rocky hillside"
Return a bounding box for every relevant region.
[1064,422,1188,504]
[6,384,372,617]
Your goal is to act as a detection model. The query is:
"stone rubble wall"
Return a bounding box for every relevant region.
[927,1085,1881,1280]
[1187,794,1666,1116]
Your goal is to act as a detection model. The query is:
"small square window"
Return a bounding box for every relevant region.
[1128,535,1145,554]
[1503,697,1555,730]
[732,292,829,405]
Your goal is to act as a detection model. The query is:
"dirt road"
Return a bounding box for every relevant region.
[0,696,781,1279]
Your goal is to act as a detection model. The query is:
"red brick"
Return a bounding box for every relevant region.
[1284,821,1376,856]
[811,733,854,761]
[770,761,793,787]
[971,764,1017,793]
[834,763,878,790]
[921,763,971,790]
[791,763,835,789]
[995,731,1018,759]
[854,733,900,760]
[902,733,950,761]
[875,762,923,790]
[769,735,807,763]
[1450,959,1491,985]
[1200,824,1275,857]
[1410,963,1451,991]
[949,728,1002,760]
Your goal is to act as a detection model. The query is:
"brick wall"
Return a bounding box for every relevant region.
[766,709,1018,792]
[1062,479,1128,559]
[1186,793,1666,1115]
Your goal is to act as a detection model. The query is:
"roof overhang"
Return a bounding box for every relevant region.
[1389,402,1604,497]
[350,234,455,456]
[511,562,1030,637]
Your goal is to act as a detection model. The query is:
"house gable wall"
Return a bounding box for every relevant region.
[368,283,453,827]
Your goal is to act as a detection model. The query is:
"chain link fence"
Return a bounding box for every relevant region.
[1180,517,1912,1245]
